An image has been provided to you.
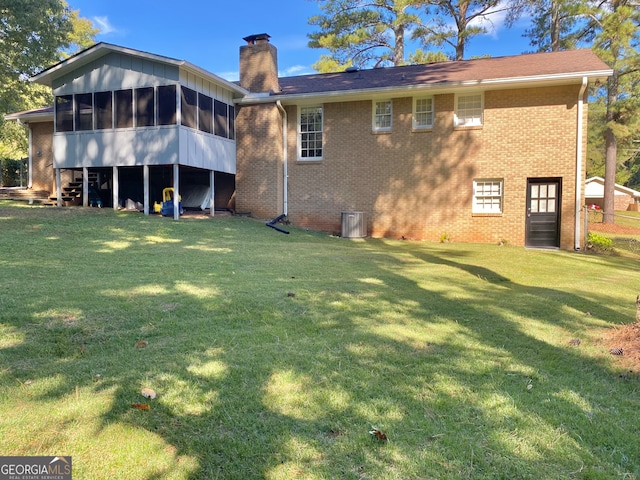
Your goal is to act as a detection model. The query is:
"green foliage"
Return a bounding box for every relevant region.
[518,0,590,52]
[0,0,97,160]
[0,158,27,186]
[308,0,425,69]
[439,232,452,243]
[407,48,451,64]
[590,0,640,215]
[586,231,614,253]
[412,0,503,61]
[311,54,353,73]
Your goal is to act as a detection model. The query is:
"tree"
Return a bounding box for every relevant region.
[312,54,354,73]
[515,0,639,219]
[590,0,640,221]
[407,49,451,63]
[0,1,97,160]
[517,0,589,51]
[413,0,508,60]
[308,0,425,69]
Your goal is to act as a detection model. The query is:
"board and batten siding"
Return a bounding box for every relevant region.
[51,51,236,173]
[51,52,180,94]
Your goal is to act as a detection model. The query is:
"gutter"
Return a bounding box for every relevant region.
[276,100,288,216]
[575,76,588,251]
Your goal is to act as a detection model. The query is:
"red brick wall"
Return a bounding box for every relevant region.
[30,121,79,196]
[235,103,283,218]
[30,122,55,193]
[236,83,587,249]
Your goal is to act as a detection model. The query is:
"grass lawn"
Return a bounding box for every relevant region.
[1,202,639,479]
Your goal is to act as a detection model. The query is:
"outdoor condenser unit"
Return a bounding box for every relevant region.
[341,211,366,238]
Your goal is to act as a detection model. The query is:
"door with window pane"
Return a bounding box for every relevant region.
[525,179,561,248]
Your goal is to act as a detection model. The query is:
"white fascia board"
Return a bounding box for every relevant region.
[235,70,613,106]
[4,110,53,123]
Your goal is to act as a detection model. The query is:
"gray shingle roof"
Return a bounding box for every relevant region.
[274,49,611,96]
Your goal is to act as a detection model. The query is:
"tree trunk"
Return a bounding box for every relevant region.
[550,0,560,51]
[394,24,405,66]
[603,72,618,223]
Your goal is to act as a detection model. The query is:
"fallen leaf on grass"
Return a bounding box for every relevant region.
[369,427,388,441]
[141,388,157,399]
[131,403,150,410]
[135,340,148,349]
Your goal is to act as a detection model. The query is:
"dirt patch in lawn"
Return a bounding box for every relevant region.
[600,321,640,371]
[589,222,640,235]
[599,294,640,372]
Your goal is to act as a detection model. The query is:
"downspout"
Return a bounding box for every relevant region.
[575,76,588,250]
[25,120,33,188]
[276,101,288,216]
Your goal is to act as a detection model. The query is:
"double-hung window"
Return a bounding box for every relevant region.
[455,93,483,127]
[373,100,392,132]
[473,179,503,214]
[299,106,323,160]
[413,97,434,129]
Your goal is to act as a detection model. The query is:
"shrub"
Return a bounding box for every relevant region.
[586,232,614,253]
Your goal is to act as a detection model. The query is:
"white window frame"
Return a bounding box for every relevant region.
[372,99,392,132]
[473,179,503,214]
[298,105,323,161]
[413,96,434,129]
[454,93,483,127]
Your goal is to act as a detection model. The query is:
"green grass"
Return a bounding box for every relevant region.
[588,210,640,256]
[1,201,639,479]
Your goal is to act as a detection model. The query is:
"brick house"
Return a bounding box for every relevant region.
[6,35,612,249]
[585,176,640,211]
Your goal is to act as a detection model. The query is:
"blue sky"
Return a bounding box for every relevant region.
[68,0,532,81]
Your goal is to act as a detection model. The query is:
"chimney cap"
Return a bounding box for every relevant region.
[243,33,271,45]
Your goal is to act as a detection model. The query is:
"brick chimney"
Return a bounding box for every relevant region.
[239,33,279,93]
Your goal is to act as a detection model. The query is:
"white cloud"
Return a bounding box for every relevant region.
[468,1,511,38]
[281,65,313,77]
[217,71,240,82]
[93,16,118,35]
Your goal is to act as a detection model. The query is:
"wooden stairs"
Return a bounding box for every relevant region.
[0,188,50,203]
[43,172,100,206]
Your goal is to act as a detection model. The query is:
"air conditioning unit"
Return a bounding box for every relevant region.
[341,211,366,238]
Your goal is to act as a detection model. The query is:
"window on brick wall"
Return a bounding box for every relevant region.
[298,105,323,160]
[473,179,503,214]
[413,96,434,129]
[373,100,392,132]
[455,93,483,127]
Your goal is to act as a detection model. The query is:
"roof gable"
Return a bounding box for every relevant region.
[31,42,248,96]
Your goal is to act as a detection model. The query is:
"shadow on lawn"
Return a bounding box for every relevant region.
[1,214,639,479]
